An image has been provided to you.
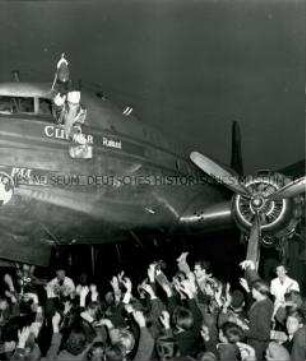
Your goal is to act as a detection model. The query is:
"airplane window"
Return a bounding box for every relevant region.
[15,97,34,113]
[0,96,13,114]
[39,98,53,116]
[0,96,34,114]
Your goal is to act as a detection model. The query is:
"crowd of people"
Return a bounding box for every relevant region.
[0,253,305,361]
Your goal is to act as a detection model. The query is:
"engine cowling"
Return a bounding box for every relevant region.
[232,171,303,246]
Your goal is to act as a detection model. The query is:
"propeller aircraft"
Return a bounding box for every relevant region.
[0,55,304,269]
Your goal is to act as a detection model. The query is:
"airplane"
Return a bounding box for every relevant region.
[0,55,304,268]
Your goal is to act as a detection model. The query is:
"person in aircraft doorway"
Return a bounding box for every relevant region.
[52,90,87,139]
[53,90,92,158]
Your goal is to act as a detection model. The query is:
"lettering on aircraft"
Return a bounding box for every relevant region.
[44,126,122,150]
[11,167,47,186]
[102,137,122,150]
[44,126,94,144]
[11,167,32,180]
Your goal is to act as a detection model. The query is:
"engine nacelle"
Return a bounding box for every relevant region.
[232,171,303,247]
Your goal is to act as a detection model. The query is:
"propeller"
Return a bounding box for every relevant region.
[190,121,305,267]
[246,213,261,270]
[266,176,306,201]
[190,151,250,197]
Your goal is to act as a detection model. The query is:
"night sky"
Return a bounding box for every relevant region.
[0,0,305,174]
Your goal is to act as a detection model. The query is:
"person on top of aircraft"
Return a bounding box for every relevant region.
[51,53,70,92]
[51,89,92,158]
[64,90,87,138]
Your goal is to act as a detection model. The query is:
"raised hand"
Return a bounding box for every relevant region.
[4,341,16,353]
[215,282,223,298]
[80,285,90,297]
[30,321,41,338]
[52,312,61,333]
[95,318,114,329]
[117,271,125,283]
[121,277,132,293]
[147,263,156,283]
[224,283,232,307]
[133,311,146,328]
[200,325,210,342]
[141,283,156,299]
[172,277,186,299]
[64,300,72,315]
[124,303,135,314]
[177,252,189,264]
[179,279,196,299]
[239,260,255,270]
[110,276,120,291]
[79,286,90,307]
[239,278,250,293]
[236,342,256,360]
[159,311,171,329]
[18,326,31,348]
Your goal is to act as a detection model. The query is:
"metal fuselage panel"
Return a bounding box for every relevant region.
[0,83,231,247]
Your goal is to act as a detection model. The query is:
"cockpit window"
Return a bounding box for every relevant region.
[39,98,53,116]
[0,96,34,114]
[0,96,13,114]
[19,97,34,113]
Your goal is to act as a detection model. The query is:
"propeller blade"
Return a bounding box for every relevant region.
[230,121,244,175]
[246,213,261,271]
[267,176,306,201]
[190,151,250,197]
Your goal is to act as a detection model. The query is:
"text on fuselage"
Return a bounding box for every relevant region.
[44,126,93,144]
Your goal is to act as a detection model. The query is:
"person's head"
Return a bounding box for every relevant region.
[21,263,31,273]
[79,273,88,286]
[219,322,244,344]
[105,291,114,305]
[203,280,215,298]
[251,280,270,300]
[198,352,217,361]
[0,297,9,311]
[56,269,66,283]
[194,260,210,280]
[104,344,126,361]
[276,265,288,282]
[89,283,98,293]
[87,301,100,319]
[265,341,290,361]
[173,307,194,331]
[173,271,186,283]
[87,341,105,361]
[284,290,302,311]
[231,290,245,311]
[156,336,179,360]
[65,329,87,356]
[286,310,305,336]
[117,329,135,355]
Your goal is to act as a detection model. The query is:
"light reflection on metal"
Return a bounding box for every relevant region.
[123,106,133,116]
[180,209,232,224]
[145,207,156,214]
[152,193,180,218]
